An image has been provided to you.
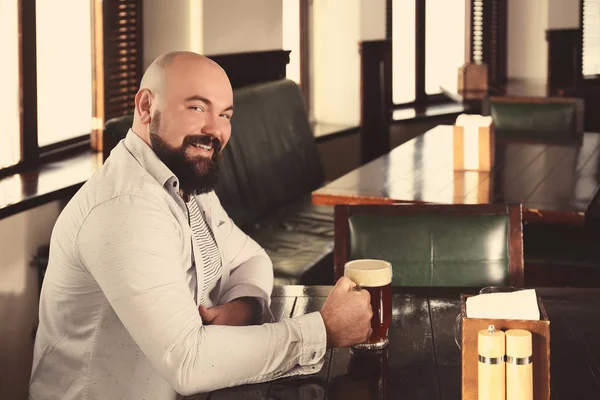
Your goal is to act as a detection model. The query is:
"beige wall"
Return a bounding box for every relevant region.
[507,0,580,82]
[311,0,386,126]
[360,0,386,41]
[143,0,203,69]
[548,0,580,29]
[507,0,549,81]
[0,201,63,400]
[143,0,283,69]
[203,0,283,55]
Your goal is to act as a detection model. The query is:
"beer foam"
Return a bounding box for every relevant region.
[344,259,392,287]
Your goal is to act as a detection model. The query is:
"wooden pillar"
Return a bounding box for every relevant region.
[359,40,392,165]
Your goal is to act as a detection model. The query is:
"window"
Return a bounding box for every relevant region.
[36,0,94,147]
[425,0,465,95]
[0,0,97,177]
[282,0,300,84]
[0,0,21,169]
[391,0,466,106]
[582,0,600,78]
[392,0,416,104]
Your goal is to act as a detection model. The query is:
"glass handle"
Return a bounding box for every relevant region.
[453,313,462,350]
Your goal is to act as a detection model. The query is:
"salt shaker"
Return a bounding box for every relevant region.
[478,325,506,400]
[506,329,533,400]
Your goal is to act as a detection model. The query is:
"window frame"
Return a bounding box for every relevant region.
[0,0,93,179]
[387,0,456,109]
[387,0,507,110]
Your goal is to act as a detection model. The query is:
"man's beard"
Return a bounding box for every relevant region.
[149,111,222,196]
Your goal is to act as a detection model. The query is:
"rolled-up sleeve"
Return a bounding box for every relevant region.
[76,194,326,396]
[208,193,275,321]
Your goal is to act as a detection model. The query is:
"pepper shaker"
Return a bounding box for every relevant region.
[478,325,506,400]
[506,329,533,400]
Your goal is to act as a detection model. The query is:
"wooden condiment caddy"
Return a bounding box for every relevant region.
[460,294,550,399]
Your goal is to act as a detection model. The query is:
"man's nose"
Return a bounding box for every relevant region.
[201,113,222,139]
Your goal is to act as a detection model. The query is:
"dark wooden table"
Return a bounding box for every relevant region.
[187,286,600,400]
[313,125,600,224]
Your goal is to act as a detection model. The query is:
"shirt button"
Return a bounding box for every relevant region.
[311,351,317,360]
[173,181,177,187]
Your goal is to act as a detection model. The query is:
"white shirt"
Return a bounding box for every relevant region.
[29,130,327,399]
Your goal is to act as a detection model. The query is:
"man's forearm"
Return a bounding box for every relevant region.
[231,297,262,325]
[219,251,274,322]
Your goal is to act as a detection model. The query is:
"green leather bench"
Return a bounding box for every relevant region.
[482,96,584,142]
[334,203,524,287]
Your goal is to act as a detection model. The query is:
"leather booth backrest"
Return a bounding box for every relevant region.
[215,79,325,227]
[347,214,510,287]
[490,101,579,141]
[103,114,134,161]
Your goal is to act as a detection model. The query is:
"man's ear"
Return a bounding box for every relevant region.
[135,89,153,124]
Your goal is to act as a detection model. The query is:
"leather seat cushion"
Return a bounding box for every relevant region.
[244,195,334,285]
[347,214,510,286]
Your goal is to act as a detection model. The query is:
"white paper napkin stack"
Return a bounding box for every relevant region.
[466,289,540,320]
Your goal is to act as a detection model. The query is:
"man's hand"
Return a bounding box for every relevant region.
[319,277,373,348]
[199,297,261,326]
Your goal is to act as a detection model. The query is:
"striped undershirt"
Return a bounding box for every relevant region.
[186,198,222,307]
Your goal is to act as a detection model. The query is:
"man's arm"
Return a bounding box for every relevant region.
[199,297,261,326]
[76,195,325,395]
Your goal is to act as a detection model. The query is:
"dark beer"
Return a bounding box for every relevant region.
[344,259,393,350]
[365,283,392,345]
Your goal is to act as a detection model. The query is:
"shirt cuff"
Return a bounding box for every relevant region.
[277,311,328,379]
[295,311,327,366]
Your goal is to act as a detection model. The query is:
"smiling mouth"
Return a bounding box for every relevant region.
[186,135,221,154]
[191,142,213,151]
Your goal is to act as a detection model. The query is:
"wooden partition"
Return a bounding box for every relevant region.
[208,50,291,90]
[546,28,580,96]
[359,40,392,165]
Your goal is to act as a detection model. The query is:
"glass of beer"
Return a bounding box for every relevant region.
[344,259,393,350]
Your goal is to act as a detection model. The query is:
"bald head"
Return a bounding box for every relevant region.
[132,51,234,147]
[137,51,228,105]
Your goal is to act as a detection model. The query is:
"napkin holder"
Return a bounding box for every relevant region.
[457,62,488,99]
[460,294,550,400]
[453,115,495,172]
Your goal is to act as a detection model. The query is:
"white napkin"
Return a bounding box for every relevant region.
[466,289,540,321]
[455,113,493,128]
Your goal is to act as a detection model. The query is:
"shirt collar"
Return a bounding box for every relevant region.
[123,129,180,191]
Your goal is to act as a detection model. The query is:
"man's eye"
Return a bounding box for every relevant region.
[220,113,232,120]
[190,106,205,112]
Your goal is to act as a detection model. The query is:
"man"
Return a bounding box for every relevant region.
[29,51,373,399]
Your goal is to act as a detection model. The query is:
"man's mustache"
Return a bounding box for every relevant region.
[182,135,222,153]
